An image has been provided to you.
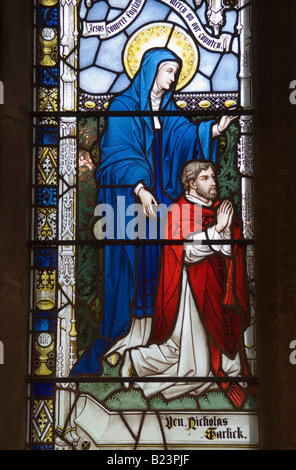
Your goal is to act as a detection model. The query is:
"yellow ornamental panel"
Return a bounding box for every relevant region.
[39,88,58,113]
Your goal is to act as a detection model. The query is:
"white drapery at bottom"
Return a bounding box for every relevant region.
[119,268,241,399]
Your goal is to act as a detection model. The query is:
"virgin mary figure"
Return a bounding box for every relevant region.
[72,47,235,375]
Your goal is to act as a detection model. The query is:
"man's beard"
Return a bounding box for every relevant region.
[196,184,217,202]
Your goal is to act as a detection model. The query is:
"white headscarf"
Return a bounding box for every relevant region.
[150,61,179,129]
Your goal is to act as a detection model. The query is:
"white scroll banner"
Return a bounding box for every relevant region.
[159,0,231,51]
[82,0,231,52]
[82,0,145,38]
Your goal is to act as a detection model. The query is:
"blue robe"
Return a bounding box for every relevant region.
[72,48,218,375]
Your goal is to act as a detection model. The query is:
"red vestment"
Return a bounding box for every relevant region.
[150,195,251,407]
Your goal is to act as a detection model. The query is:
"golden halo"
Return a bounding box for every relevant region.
[123,23,199,91]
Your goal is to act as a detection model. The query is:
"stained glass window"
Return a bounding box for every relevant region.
[28,0,257,451]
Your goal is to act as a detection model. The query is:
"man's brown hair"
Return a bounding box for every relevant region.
[181,160,215,191]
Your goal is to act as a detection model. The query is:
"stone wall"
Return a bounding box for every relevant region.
[0,0,31,450]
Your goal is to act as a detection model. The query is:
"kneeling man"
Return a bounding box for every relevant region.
[120,160,251,408]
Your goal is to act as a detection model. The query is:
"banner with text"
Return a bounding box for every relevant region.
[82,0,232,52]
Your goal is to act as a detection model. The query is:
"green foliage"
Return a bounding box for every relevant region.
[78,118,100,235]
[101,361,121,378]
[76,244,102,348]
[90,144,100,166]
[217,123,240,209]
[79,362,122,401]
[79,365,257,413]
[198,392,234,410]
[243,394,258,410]
[77,246,97,300]
[75,315,96,349]
[90,296,102,323]
[150,395,198,410]
[77,119,104,349]
[79,381,121,402]
[79,118,99,150]
[106,389,147,410]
